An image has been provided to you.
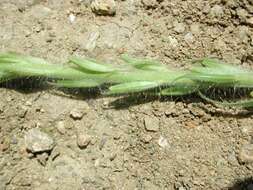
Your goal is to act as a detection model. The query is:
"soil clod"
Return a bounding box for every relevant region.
[24,128,55,153]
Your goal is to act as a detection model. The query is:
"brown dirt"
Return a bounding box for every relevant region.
[0,0,253,189]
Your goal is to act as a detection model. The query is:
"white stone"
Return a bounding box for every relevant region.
[168,36,178,48]
[158,136,169,148]
[25,128,55,153]
[69,13,76,23]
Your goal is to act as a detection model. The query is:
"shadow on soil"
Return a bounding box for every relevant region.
[108,93,198,109]
[227,177,253,190]
[1,78,253,117]
[0,77,49,93]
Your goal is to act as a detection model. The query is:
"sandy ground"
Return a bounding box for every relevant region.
[0,0,253,189]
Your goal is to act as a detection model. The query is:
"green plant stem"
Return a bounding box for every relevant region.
[1,52,253,108]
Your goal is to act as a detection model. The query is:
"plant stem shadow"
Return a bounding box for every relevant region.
[0,77,49,93]
[226,177,253,190]
[1,78,253,117]
[108,93,200,110]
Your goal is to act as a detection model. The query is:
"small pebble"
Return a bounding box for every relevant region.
[184,32,194,43]
[141,134,153,143]
[82,31,100,51]
[91,0,116,16]
[69,13,76,23]
[0,141,9,152]
[210,5,224,18]
[144,116,159,132]
[25,100,33,107]
[56,121,66,135]
[25,128,55,153]
[17,106,28,118]
[11,136,18,144]
[213,38,226,51]
[167,36,178,48]
[109,152,117,161]
[238,26,249,43]
[27,152,34,159]
[238,144,253,163]
[184,121,198,129]
[76,133,91,149]
[203,4,210,14]
[158,136,169,148]
[190,23,201,35]
[241,125,253,136]
[70,108,85,120]
[99,136,107,150]
[237,8,248,21]
[174,22,185,33]
[113,132,121,140]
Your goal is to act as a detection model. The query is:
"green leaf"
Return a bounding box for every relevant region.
[194,58,249,74]
[187,73,237,84]
[106,81,159,95]
[70,57,115,73]
[202,58,241,70]
[0,52,48,65]
[121,54,166,71]
[189,63,253,87]
[0,70,15,82]
[0,53,95,80]
[160,86,198,96]
[52,79,101,88]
